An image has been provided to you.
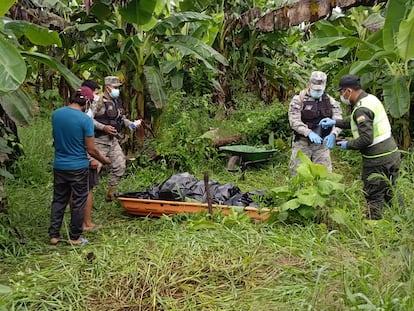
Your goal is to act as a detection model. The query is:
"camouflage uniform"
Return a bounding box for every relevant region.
[89,76,135,200]
[288,72,342,175]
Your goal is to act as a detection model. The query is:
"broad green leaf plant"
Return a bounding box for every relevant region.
[306,1,414,147]
[0,2,81,126]
[74,1,227,116]
[268,150,345,224]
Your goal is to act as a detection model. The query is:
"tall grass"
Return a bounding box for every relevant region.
[1,105,414,310]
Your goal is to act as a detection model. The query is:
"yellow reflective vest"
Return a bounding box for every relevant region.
[350,94,391,147]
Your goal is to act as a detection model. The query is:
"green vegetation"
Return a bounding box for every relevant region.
[1,96,414,310]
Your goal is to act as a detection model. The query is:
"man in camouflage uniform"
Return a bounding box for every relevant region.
[90,76,141,201]
[288,71,342,175]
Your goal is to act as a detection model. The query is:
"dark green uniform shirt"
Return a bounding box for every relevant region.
[335,92,399,167]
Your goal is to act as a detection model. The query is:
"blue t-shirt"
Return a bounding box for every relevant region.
[52,106,94,170]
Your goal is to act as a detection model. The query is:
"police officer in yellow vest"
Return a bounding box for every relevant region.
[319,74,401,220]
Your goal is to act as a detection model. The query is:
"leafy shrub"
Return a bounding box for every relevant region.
[266,151,346,225]
[226,95,290,146]
[152,92,220,171]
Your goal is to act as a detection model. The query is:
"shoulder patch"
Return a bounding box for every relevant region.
[356,115,366,123]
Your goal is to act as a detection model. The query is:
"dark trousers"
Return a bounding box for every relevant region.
[49,168,89,240]
[362,152,401,220]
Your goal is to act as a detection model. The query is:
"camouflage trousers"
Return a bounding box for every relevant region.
[95,138,126,186]
[289,139,332,176]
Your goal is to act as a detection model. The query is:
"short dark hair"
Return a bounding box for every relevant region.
[81,79,100,91]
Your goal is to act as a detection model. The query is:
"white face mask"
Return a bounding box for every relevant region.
[85,109,94,118]
[340,89,351,105]
[93,94,100,103]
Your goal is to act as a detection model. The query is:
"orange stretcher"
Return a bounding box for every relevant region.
[117,197,274,221]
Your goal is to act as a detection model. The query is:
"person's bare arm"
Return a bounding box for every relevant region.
[85,137,111,165]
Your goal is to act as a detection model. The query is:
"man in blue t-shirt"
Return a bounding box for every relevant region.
[49,87,110,245]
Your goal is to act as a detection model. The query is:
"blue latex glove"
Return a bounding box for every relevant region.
[323,134,336,149]
[337,140,348,149]
[308,131,322,144]
[319,118,336,129]
[129,123,136,130]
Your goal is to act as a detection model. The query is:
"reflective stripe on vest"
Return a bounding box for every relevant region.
[350,94,391,147]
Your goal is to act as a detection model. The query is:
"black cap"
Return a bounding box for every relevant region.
[337,74,361,91]
[82,79,100,91]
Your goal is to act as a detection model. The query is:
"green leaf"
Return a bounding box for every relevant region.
[326,173,343,183]
[329,208,349,225]
[0,137,13,154]
[397,5,414,62]
[5,21,62,47]
[119,0,157,26]
[350,50,395,75]
[20,51,82,90]
[362,12,385,31]
[328,47,350,59]
[357,30,384,61]
[309,163,328,179]
[190,219,217,230]
[0,88,33,126]
[297,186,327,207]
[295,163,313,182]
[165,35,228,69]
[76,22,106,32]
[179,0,210,12]
[306,36,346,48]
[383,75,410,118]
[315,19,341,37]
[269,185,294,198]
[0,167,14,179]
[280,198,300,211]
[276,210,289,221]
[0,0,16,17]
[90,2,113,20]
[317,180,344,195]
[383,0,409,52]
[143,66,166,109]
[297,186,318,206]
[160,60,180,74]
[296,150,312,165]
[0,36,26,93]
[317,180,334,196]
[154,12,212,34]
[307,36,380,54]
[255,56,275,67]
[297,206,316,219]
[170,71,184,90]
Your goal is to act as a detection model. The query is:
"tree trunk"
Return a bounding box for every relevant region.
[255,0,388,31]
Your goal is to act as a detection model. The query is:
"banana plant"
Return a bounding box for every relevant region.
[73,0,227,138]
[305,1,414,148]
[0,1,83,126]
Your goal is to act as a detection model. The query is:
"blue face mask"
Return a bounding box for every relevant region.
[110,88,120,99]
[310,89,324,99]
